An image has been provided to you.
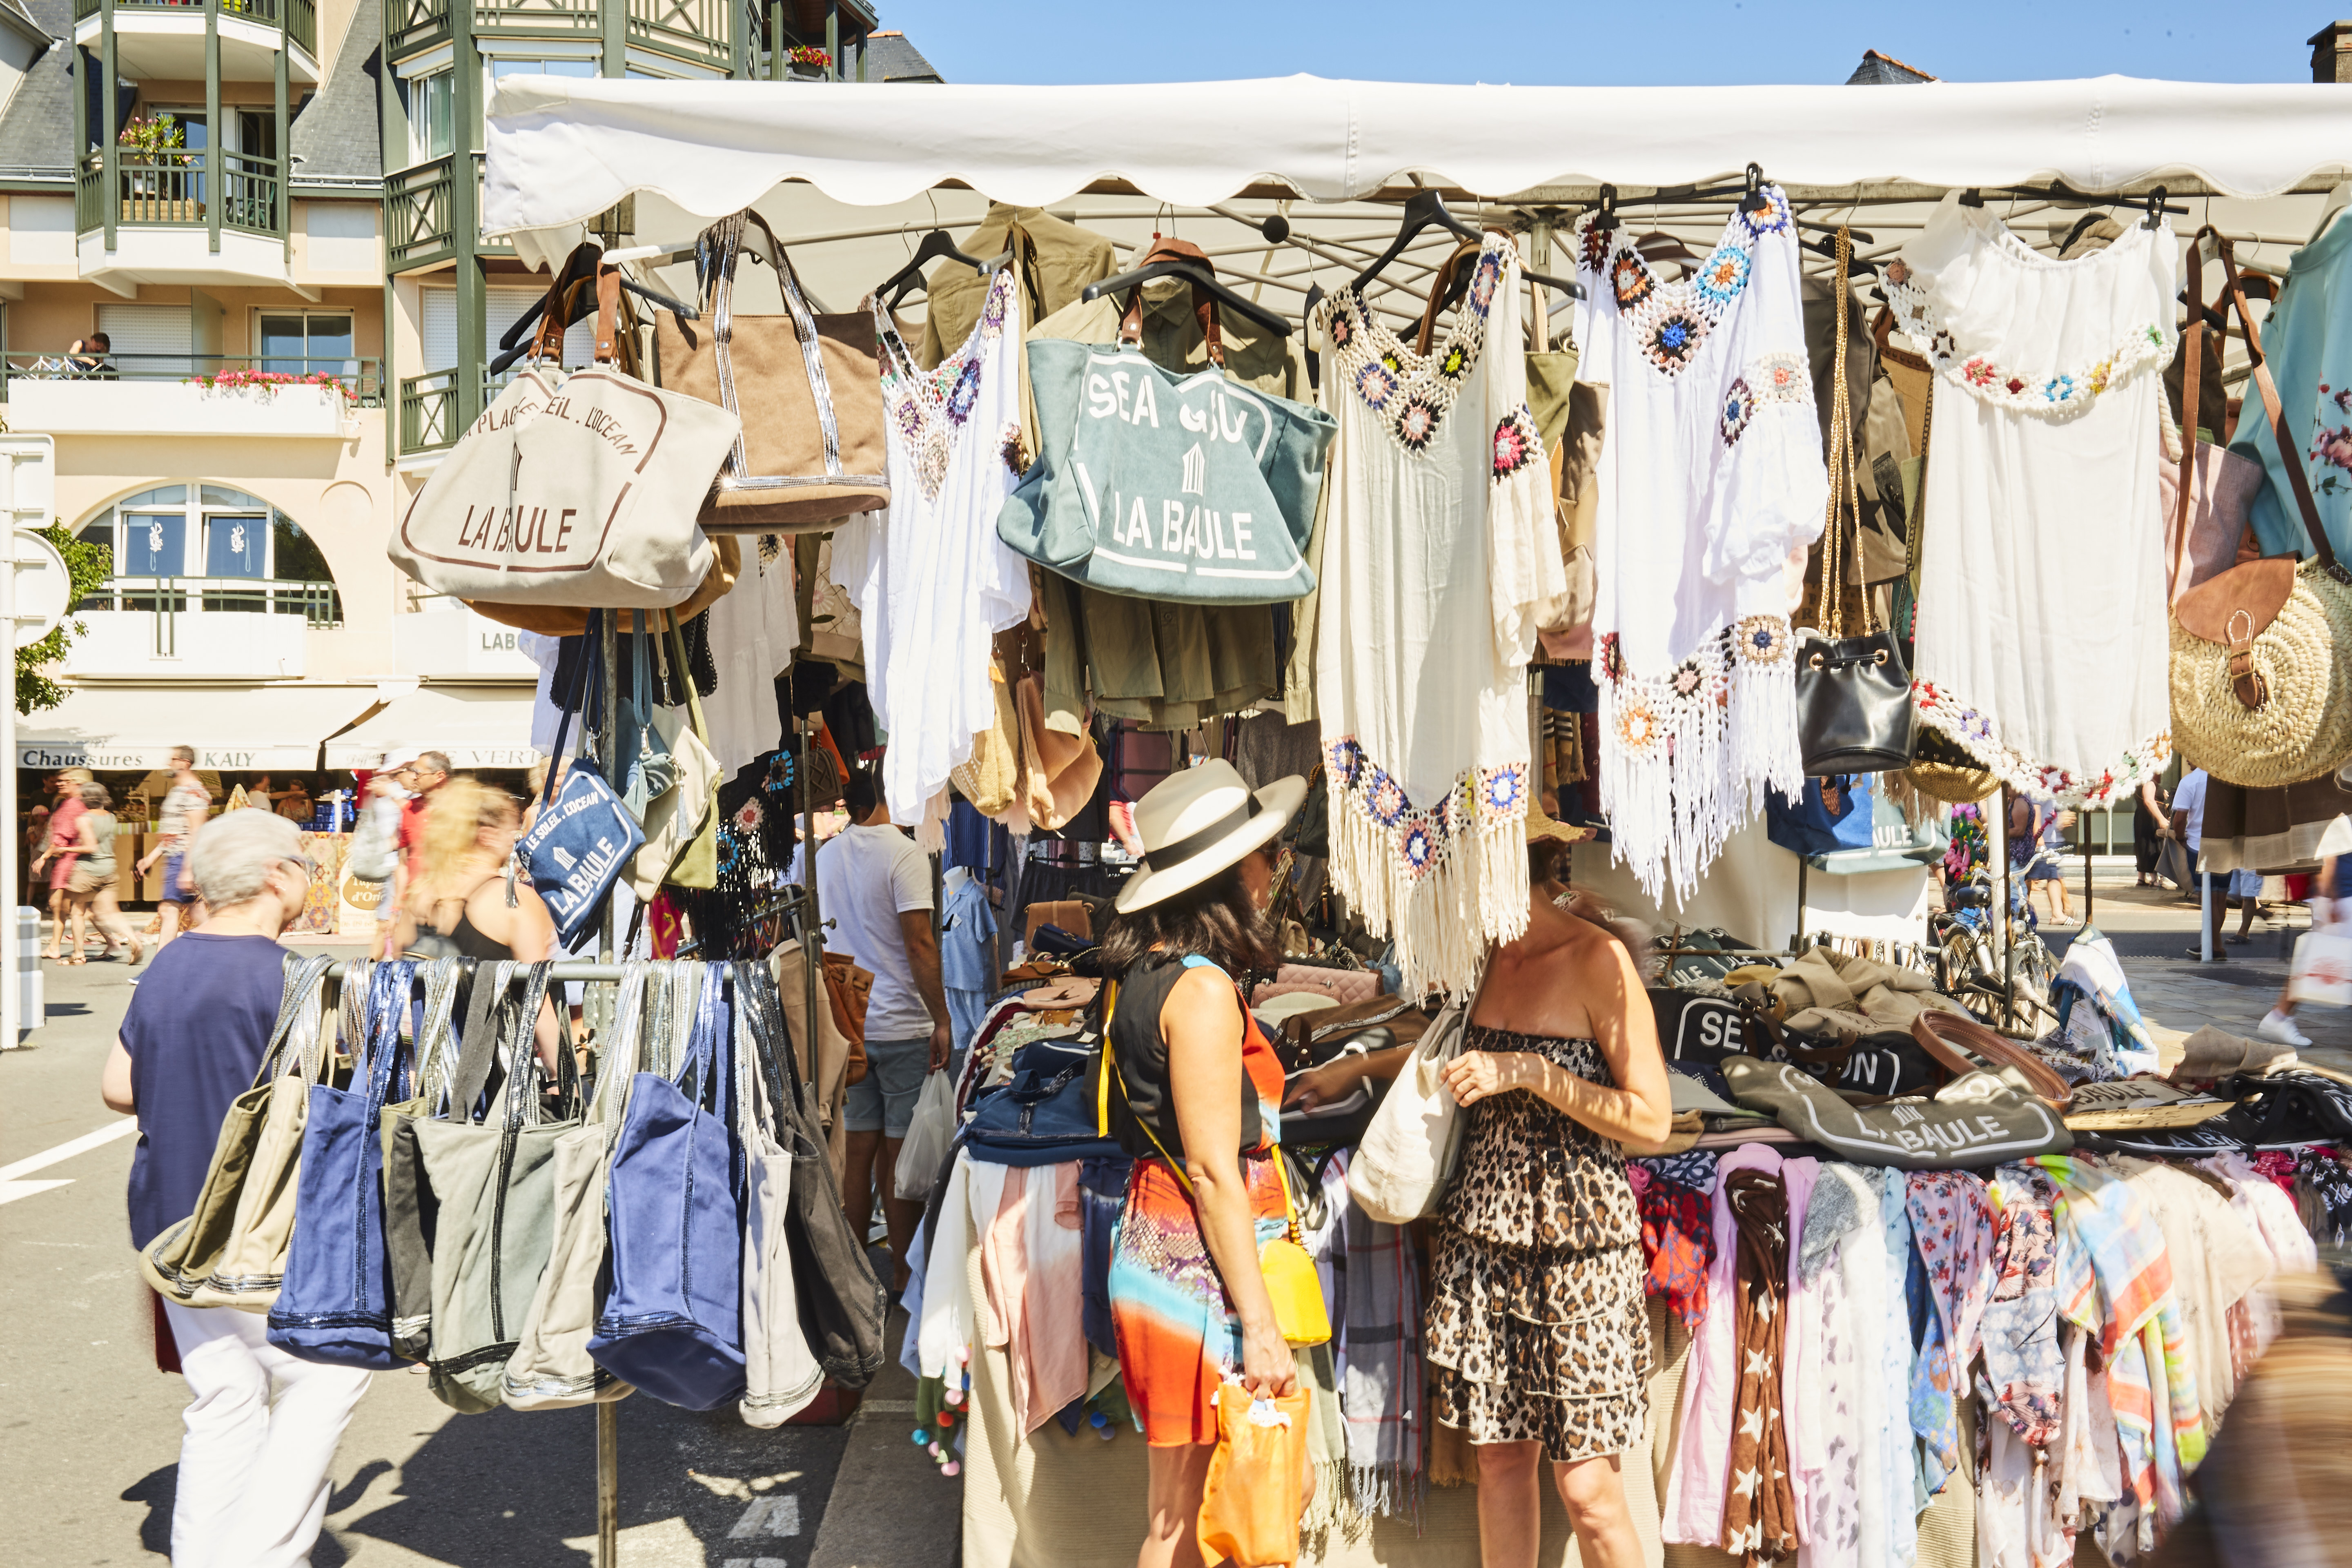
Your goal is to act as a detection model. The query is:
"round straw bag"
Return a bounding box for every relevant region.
[2167,230,2352,789]
[1902,728,1998,804]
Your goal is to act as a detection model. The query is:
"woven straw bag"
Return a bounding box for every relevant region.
[1902,724,1998,804]
[2168,229,2352,788]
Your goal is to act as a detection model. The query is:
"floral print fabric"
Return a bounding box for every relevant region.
[1978,1173,2064,1446]
[1633,1151,1719,1328]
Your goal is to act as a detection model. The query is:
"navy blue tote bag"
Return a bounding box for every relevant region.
[589,962,747,1410]
[270,960,418,1369]
[522,610,645,947]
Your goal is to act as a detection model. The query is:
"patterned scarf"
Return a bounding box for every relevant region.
[1720,1169,1797,1567]
[1977,1170,2064,1446]
[1635,1150,1720,1328]
[2294,1147,2352,1245]
[1340,1194,1422,1520]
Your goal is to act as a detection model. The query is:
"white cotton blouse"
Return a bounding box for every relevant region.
[1310,233,1563,1000]
[702,537,798,776]
[1883,195,2178,805]
[832,267,1033,826]
[1574,187,1827,903]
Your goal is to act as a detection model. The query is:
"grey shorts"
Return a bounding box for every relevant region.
[842,1035,933,1138]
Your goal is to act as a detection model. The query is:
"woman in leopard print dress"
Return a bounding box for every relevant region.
[1431,849,1672,1568]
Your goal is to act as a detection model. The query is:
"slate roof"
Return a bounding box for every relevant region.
[288,0,381,188]
[0,0,71,182]
[863,29,940,83]
[1845,49,1936,85]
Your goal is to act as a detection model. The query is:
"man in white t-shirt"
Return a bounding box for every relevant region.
[814,766,949,1293]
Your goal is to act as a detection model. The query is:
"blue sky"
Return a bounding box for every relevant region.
[876,2,2331,86]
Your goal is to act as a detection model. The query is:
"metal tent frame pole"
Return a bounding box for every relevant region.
[595,610,621,1568]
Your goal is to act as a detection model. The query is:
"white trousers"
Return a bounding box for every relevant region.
[163,1302,373,1568]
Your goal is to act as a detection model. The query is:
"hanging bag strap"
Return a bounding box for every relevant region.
[1116,237,1225,368]
[1813,227,1878,642]
[665,609,712,751]
[2205,227,2342,579]
[1416,238,1484,359]
[538,609,600,813]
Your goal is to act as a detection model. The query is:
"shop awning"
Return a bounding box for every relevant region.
[16,685,383,771]
[483,73,2352,267]
[321,685,541,772]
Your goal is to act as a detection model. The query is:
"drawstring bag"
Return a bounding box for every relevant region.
[140,953,338,1309]
[1195,1378,1312,1568]
[745,960,890,1387]
[269,960,420,1369]
[590,963,748,1410]
[412,963,582,1414]
[736,960,826,1427]
[505,965,651,1411]
[521,609,646,947]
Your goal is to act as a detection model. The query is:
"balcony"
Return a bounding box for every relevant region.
[74,150,301,287]
[388,0,734,71]
[62,578,339,679]
[385,153,511,274]
[3,354,382,440]
[74,0,319,84]
[399,366,507,456]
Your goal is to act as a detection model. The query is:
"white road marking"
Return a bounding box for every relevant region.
[721,1559,789,1568]
[0,1118,137,1181]
[727,1493,800,1539]
[0,1178,73,1205]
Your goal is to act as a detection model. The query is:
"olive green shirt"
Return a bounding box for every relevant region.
[917,204,1119,372]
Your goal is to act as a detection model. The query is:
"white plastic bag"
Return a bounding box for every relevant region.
[2290,930,2352,1008]
[893,1070,957,1199]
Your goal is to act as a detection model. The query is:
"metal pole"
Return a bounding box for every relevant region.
[1793,854,1808,956]
[594,609,619,1568]
[800,721,820,1033]
[2082,839,2094,929]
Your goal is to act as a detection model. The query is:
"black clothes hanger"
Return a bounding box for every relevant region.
[1351,189,1584,302]
[489,241,698,376]
[1082,250,1292,339]
[875,228,1008,314]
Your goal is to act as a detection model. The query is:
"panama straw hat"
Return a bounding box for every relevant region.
[1115,760,1307,913]
[1527,791,1597,844]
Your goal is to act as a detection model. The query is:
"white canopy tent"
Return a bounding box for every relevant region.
[321,685,539,772]
[483,73,2352,267]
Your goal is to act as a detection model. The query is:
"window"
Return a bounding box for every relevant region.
[421,284,590,375]
[98,304,194,379]
[258,312,354,378]
[236,109,276,163]
[404,69,453,164]
[74,486,342,626]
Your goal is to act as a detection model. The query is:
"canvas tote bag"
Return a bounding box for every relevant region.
[631,612,721,897]
[998,262,1335,603]
[413,963,581,1413]
[504,964,650,1411]
[736,961,826,1427]
[2168,227,2352,787]
[1344,968,1484,1226]
[391,265,734,608]
[657,209,890,535]
[140,953,337,1308]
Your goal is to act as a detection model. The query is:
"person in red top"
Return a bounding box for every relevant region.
[379,750,448,958]
[36,768,92,960]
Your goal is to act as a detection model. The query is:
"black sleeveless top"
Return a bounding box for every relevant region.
[1091,951,1265,1164]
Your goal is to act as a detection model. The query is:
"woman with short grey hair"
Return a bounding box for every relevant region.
[100,809,371,1568]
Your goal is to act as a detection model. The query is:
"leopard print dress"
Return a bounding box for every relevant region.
[1425,1026,1652,1462]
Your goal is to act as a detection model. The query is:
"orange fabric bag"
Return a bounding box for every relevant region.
[1196,1379,1310,1568]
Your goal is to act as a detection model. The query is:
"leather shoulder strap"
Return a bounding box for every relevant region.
[2209,229,2345,579]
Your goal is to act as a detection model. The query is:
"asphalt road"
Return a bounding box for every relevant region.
[0,950,852,1568]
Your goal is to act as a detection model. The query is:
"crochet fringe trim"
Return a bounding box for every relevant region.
[1323,742,1531,1002]
[1911,679,2167,808]
[1597,619,1803,905]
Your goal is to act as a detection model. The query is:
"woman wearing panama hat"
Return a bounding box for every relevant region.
[1094,759,1310,1568]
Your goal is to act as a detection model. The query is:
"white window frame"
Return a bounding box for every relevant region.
[253,309,356,377]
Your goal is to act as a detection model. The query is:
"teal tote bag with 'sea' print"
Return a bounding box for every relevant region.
[998,337,1334,604]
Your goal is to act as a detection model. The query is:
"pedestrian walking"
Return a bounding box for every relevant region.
[396,777,565,1070]
[133,746,211,953]
[2133,776,2171,888]
[99,810,372,1568]
[813,763,950,1296]
[62,783,141,964]
[35,766,94,960]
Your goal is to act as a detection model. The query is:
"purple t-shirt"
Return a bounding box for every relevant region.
[120,933,289,1249]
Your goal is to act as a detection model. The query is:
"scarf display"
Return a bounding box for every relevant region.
[1720,1168,1797,1566]
[1634,1150,1721,1328]
[1340,1193,1423,1520]
[1979,1172,2065,1447]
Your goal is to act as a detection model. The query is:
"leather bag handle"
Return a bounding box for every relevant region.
[2203,226,2344,579]
[1117,236,1225,368]
[1416,238,1484,359]
[1910,1010,2073,1107]
[2171,237,2210,596]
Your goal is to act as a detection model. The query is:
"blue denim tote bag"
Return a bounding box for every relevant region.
[522,611,645,947]
[589,962,747,1410]
[269,960,419,1369]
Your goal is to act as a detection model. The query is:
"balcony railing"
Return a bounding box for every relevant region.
[74,0,316,59]
[77,577,345,641]
[2,352,383,404]
[400,367,516,455]
[76,150,283,240]
[629,0,731,70]
[385,155,454,269]
[472,0,598,38]
[388,0,447,56]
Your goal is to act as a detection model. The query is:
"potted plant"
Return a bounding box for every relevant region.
[786,45,830,80]
[117,114,198,222]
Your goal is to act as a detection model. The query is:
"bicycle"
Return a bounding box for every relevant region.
[1929,869,2060,1032]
